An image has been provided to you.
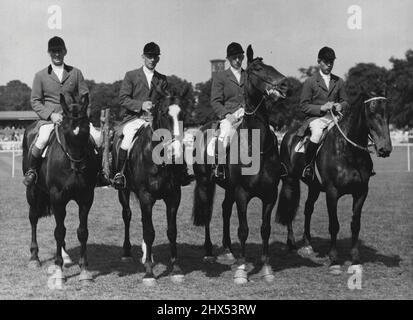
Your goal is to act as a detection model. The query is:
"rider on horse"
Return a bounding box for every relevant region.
[112,42,194,190]
[299,46,349,182]
[210,42,246,180]
[23,36,108,187]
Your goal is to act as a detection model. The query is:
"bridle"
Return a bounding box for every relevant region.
[55,124,87,170]
[329,96,387,153]
[244,59,285,116]
[150,101,181,165]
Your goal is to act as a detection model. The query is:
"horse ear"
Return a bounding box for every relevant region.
[60,94,70,115]
[246,45,254,64]
[80,93,89,114]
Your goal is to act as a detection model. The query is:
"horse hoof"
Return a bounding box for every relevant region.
[203,256,216,264]
[347,264,363,274]
[260,266,275,283]
[28,260,41,269]
[121,256,133,262]
[47,268,66,290]
[329,265,342,275]
[217,253,236,265]
[263,274,275,283]
[47,264,58,275]
[63,257,73,267]
[171,274,185,284]
[234,269,248,285]
[142,277,157,286]
[299,246,314,256]
[79,270,93,282]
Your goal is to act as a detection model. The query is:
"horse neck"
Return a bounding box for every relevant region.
[337,95,368,146]
[243,91,271,148]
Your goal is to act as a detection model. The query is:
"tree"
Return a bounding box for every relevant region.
[0,80,32,111]
[387,50,413,128]
[268,76,304,130]
[345,63,388,104]
[298,65,319,80]
[193,79,217,125]
[85,80,122,126]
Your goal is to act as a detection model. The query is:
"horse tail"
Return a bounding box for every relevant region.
[275,175,300,226]
[192,174,216,226]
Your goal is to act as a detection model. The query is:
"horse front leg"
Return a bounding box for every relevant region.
[350,188,368,266]
[233,189,250,284]
[119,189,132,261]
[217,190,236,264]
[49,200,67,289]
[165,191,184,283]
[259,197,277,283]
[28,206,41,268]
[77,193,94,285]
[139,192,156,286]
[301,186,321,256]
[326,188,341,274]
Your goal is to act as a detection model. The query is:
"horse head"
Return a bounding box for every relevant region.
[363,88,392,158]
[245,45,289,115]
[60,93,90,148]
[151,85,185,161]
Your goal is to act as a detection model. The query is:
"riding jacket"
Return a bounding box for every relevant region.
[210,68,246,120]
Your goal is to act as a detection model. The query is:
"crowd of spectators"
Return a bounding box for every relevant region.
[0,125,24,142]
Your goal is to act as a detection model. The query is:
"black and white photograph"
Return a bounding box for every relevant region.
[0,0,412,304]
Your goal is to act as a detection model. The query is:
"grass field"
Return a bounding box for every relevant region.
[0,148,412,300]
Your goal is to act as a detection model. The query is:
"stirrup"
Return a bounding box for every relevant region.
[23,169,38,186]
[302,165,314,181]
[113,172,126,190]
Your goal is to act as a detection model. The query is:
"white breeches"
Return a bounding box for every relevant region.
[120,118,148,151]
[218,108,245,148]
[35,123,102,149]
[308,114,334,143]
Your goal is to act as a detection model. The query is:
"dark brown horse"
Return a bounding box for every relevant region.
[113,86,187,286]
[276,87,392,274]
[192,45,289,284]
[23,94,98,288]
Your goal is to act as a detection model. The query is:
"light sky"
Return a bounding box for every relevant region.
[0,0,412,87]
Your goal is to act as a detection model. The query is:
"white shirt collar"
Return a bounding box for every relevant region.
[51,63,64,81]
[230,66,242,83]
[319,69,331,80]
[143,65,155,87]
[143,65,155,75]
[319,69,331,88]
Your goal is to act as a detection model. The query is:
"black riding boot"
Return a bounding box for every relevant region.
[213,138,226,181]
[95,148,111,187]
[23,146,43,187]
[302,141,318,182]
[113,148,128,190]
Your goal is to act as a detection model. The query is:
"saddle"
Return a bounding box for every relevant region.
[292,121,336,184]
[112,122,149,169]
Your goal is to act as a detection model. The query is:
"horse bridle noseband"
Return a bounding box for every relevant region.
[244,60,285,116]
[329,96,387,153]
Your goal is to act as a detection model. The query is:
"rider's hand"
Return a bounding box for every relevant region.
[332,102,343,113]
[50,113,63,125]
[225,113,237,124]
[142,101,153,113]
[320,101,334,112]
